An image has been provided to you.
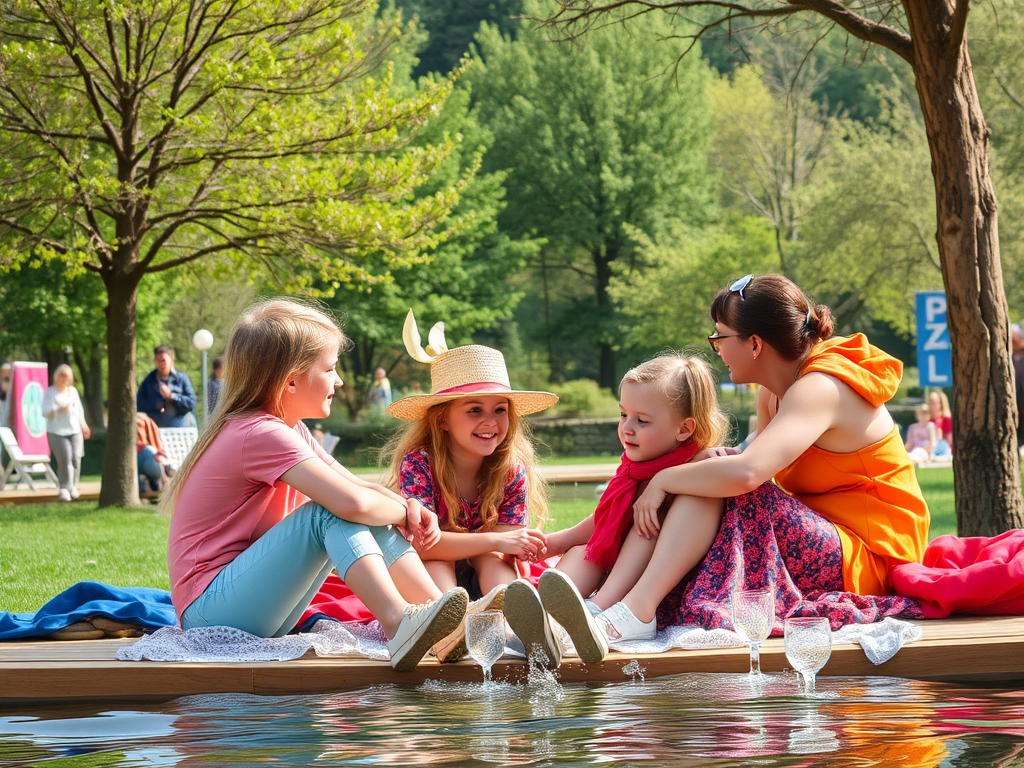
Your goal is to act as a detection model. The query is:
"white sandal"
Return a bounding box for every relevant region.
[596,602,657,643]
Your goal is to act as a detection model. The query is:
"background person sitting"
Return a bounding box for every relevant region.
[136,412,172,493]
[137,344,197,428]
[927,389,953,457]
[904,403,938,466]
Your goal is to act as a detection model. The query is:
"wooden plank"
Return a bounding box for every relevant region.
[3,616,1023,703]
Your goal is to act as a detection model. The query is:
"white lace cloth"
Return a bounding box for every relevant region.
[116,620,389,663]
[116,616,920,667]
[601,617,922,666]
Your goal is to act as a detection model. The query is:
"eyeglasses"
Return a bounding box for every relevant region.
[729,274,754,300]
[707,332,741,354]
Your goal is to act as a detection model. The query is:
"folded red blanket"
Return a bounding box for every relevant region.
[889,530,1024,618]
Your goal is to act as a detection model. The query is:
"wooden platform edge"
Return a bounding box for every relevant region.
[3,621,1023,704]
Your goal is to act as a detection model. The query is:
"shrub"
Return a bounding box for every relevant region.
[551,378,605,418]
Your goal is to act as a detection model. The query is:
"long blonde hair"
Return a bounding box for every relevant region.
[621,353,729,449]
[160,299,345,514]
[384,399,548,532]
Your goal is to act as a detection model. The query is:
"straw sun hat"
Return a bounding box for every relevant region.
[386,310,559,421]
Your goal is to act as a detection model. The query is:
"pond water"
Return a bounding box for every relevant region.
[2,672,1022,766]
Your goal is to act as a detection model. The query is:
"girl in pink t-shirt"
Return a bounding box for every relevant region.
[162,299,467,671]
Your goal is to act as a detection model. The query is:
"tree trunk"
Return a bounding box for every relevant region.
[99,272,141,507]
[74,344,106,430]
[905,1,1024,535]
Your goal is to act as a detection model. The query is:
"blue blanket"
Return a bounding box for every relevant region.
[0,581,176,640]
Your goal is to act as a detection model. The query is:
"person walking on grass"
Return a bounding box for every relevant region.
[42,364,91,502]
[162,299,467,671]
[385,310,555,663]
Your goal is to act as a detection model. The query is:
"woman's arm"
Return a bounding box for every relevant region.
[926,422,938,453]
[41,387,59,419]
[633,373,843,531]
[415,523,546,562]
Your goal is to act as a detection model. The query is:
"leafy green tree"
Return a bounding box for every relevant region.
[550,0,1023,537]
[393,0,524,76]
[0,0,464,505]
[708,63,834,276]
[470,0,714,389]
[793,89,941,334]
[609,216,778,355]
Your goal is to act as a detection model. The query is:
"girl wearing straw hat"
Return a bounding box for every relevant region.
[385,311,556,663]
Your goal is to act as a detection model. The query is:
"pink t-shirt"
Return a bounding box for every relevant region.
[167,413,335,617]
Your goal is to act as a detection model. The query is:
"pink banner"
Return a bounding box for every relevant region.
[12,362,49,457]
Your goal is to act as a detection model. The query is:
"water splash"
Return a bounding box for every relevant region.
[622,659,646,683]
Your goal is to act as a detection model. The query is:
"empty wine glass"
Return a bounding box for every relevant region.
[784,616,832,694]
[465,610,506,684]
[731,588,774,676]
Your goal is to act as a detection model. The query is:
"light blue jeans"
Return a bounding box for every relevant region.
[181,502,412,637]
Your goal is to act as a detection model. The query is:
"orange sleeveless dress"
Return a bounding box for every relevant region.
[773,335,930,595]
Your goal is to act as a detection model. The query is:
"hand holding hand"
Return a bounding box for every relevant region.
[403,497,440,550]
[633,478,668,540]
[496,528,547,562]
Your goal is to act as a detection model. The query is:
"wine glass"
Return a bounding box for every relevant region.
[465,610,506,684]
[784,617,832,694]
[731,588,774,676]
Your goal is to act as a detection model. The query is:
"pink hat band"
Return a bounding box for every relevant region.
[434,381,512,396]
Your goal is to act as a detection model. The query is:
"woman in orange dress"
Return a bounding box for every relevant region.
[621,274,927,632]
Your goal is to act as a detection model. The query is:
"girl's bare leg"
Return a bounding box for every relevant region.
[343,556,411,639]
[388,553,446,605]
[621,495,724,623]
[590,526,657,611]
[555,545,605,598]
[468,552,518,594]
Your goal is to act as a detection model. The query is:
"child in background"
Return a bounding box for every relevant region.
[503,354,729,667]
[386,311,556,662]
[163,300,468,671]
[904,403,938,466]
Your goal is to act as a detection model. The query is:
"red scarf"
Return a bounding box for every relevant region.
[584,440,700,570]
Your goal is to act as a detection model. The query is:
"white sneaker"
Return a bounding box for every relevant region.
[503,579,561,669]
[597,602,657,643]
[432,583,507,663]
[538,570,608,664]
[70,488,80,500]
[58,489,72,502]
[388,588,468,672]
[585,599,602,617]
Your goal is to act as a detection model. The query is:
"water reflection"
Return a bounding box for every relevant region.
[2,674,1024,766]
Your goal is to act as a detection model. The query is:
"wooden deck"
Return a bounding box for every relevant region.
[1,616,1021,704]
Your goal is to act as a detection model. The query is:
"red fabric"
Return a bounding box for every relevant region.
[585,441,700,571]
[298,559,557,628]
[889,530,1024,618]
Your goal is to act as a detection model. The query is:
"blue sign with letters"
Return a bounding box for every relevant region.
[916,291,952,387]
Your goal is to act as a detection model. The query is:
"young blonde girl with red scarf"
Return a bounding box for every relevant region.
[502,354,728,667]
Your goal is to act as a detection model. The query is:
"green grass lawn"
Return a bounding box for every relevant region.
[0,466,959,613]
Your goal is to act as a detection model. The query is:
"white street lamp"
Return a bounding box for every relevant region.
[192,329,214,430]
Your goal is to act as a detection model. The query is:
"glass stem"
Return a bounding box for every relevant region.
[483,666,492,684]
[749,643,761,675]
[804,672,816,695]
